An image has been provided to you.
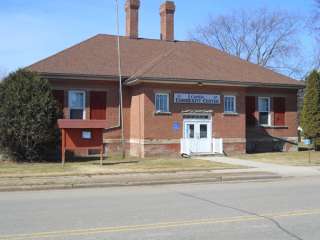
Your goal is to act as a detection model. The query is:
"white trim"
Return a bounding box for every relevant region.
[258,97,271,126]
[182,112,212,119]
[155,92,169,113]
[224,95,236,113]
[68,90,86,120]
[182,113,212,139]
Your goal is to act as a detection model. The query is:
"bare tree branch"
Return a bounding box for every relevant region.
[308,1,320,71]
[313,0,320,34]
[189,8,304,78]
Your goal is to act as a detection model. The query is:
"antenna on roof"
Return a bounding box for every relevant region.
[115,0,125,159]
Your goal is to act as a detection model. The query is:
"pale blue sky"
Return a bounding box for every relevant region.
[0,0,317,75]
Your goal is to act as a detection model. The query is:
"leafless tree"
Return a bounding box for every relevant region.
[190,8,304,78]
[313,0,320,33]
[309,0,320,71]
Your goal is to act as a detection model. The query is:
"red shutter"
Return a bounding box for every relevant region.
[52,90,64,110]
[246,96,256,126]
[90,91,107,120]
[274,97,285,126]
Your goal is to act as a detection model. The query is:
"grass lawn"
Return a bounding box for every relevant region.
[234,151,320,166]
[0,157,241,177]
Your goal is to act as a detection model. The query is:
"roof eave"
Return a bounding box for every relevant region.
[34,72,305,89]
[125,77,305,89]
[37,72,120,81]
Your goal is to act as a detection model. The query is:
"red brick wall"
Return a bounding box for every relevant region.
[245,87,298,152]
[129,86,144,139]
[51,79,299,156]
[245,87,298,138]
[140,84,298,155]
[128,86,145,156]
[142,83,246,140]
[50,79,131,140]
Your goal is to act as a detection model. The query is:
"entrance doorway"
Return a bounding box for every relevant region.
[183,114,212,154]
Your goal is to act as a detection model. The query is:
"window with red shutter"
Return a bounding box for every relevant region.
[90,91,107,120]
[52,90,64,110]
[246,96,256,126]
[274,97,285,126]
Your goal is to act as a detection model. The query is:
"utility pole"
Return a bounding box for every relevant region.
[115,0,126,159]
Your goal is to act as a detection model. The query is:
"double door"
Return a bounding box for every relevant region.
[184,120,212,153]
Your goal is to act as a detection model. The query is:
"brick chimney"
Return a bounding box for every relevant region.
[125,0,140,39]
[160,1,176,41]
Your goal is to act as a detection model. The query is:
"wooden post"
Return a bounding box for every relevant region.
[100,144,104,166]
[61,128,66,167]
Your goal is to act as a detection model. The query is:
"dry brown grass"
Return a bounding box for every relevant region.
[234,151,320,166]
[0,157,240,177]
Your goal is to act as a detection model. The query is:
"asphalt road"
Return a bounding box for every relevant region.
[1,177,320,240]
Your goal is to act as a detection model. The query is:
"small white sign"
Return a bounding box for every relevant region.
[82,131,92,140]
[174,93,220,105]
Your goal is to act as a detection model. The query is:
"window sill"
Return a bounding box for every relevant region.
[260,125,288,129]
[154,111,172,116]
[223,112,239,116]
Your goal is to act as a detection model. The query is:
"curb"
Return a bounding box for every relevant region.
[0,174,281,192]
[0,167,248,179]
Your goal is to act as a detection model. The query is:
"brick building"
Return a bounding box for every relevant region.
[29,0,304,157]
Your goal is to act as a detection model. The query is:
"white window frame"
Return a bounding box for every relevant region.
[68,90,86,120]
[258,97,271,126]
[224,95,236,113]
[155,92,170,113]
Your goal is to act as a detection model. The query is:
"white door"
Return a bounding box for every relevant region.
[183,117,212,154]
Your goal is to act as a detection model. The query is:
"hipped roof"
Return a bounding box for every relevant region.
[29,34,304,88]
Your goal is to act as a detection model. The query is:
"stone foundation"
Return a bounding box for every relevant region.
[223,143,246,155]
[143,143,180,157]
[104,138,247,157]
[75,137,299,158]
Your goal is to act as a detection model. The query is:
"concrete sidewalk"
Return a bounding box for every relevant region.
[0,168,279,192]
[200,156,320,177]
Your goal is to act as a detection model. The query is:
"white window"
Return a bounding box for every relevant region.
[224,95,236,113]
[155,93,169,113]
[258,97,271,125]
[69,90,86,119]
